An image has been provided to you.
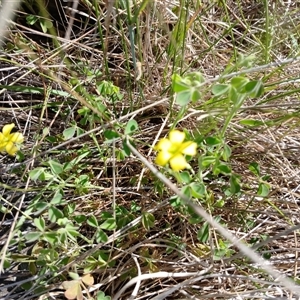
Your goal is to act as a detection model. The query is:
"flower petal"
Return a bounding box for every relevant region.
[181,141,197,156]
[169,130,185,144]
[0,133,7,152]
[10,132,24,144]
[155,151,171,167]
[0,132,5,143]
[6,142,18,156]
[155,138,171,151]
[169,154,187,171]
[2,123,14,136]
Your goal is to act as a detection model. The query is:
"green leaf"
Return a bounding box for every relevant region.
[123,139,133,156]
[142,212,155,230]
[205,136,221,146]
[239,119,265,127]
[76,127,85,136]
[95,101,107,114]
[169,196,183,208]
[69,272,80,281]
[172,74,190,92]
[26,15,38,25]
[214,163,231,175]
[43,127,50,136]
[43,232,57,245]
[64,203,75,215]
[99,218,116,230]
[175,90,192,106]
[29,261,37,275]
[125,120,139,135]
[50,191,63,205]
[97,291,111,300]
[263,252,271,259]
[57,217,70,226]
[48,160,63,175]
[261,174,271,181]
[65,224,80,239]
[197,222,209,243]
[258,182,270,197]
[236,53,255,68]
[33,202,48,214]
[29,167,46,181]
[21,281,33,291]
[244,80,264,98]
[34,217,45,232]
[191,88,202,102]
[200,156,215,168]
[2,259,10,269]
[230,174,241,194]
[10,254,32,263]
[185,72,205,84]
[228,86,240,104]
[74,215,87,224]
[63,127,76,140]
[63,150,90,172]
[101,211,113,219]
[24,232,41,242]
[230,76,249,91]
[215,199,225,208]
[40,19,53,33]
[96,229,108,243]
[249,162,260,176]
[0,204,8,214]
[77,106,89,116]
[212,84,229,96]
[87,215,99,228]
[104,130,119,140]
[222,144,232,161]
[213,239,234,260]
[179,171,191,184]
[190,182,206,198]
[189,215,203,224]
[116,148,126,160]
[74,174,90,193]
[48,207,64,223]
[181,185,191,198]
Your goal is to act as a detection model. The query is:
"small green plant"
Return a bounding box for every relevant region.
[213,238,235,260]
[75,78,123,126]
[248,162,271,198]
[26,14,53,33]
[153,66,266,257]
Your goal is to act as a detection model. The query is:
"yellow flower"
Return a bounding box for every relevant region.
[155,129,197,171]
[0,123,24,156]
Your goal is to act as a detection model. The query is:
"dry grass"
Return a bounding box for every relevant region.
[1,0,300,299]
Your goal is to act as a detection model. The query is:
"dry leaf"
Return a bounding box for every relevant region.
[63,281,81,300]
[81,274,94,286]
